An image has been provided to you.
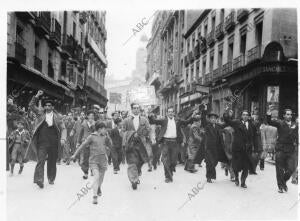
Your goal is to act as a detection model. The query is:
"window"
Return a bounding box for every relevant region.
[196,60,200,78]
[202,57,207,75]
[34,41,40,57]
[218,48,223,68]
[16,24,24,44]
[255,22,263,48]
[80,32,83,45]
[73,22,76,38]
[187,38,190,52]
[197,26,201,39]
[211,16,216,31]
[192,33,195,48]
[228,42,234,61]
[186,68,189,83]
[240,34,247,55]
[191,65,194,81]
[204,24,208,38]
[210,53,214,73]
[220,9,225,23]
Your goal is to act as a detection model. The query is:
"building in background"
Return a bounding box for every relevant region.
[146,9,298,118]
[7,11,108,113]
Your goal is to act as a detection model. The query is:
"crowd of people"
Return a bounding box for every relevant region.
[7,89,298,204]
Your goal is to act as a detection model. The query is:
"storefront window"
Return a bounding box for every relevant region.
[267,86,279,118]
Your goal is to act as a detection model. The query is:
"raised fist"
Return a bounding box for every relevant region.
[36,90,44,97]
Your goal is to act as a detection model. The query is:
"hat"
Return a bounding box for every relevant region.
[93,104,100,110]
[42,99,55,106]
[207,112,219,118]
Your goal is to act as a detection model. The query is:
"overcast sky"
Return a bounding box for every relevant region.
[106,9,155,81]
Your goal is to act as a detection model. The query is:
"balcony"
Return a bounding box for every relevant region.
[197,77,203,84]
[237,9,249,23]
[48,62,54,78]
[188,51,194,63]
[247,45,261,64]
[184,55,189,67]
[204,73,212,85]
[225,11,235,33]
[14,37,26,65]
[199,37,207,53]
[49,18,61,47]
[61,34,75,58]
[213,68,221,80]
[34,12,51,36]
[233,54,245,70]
[222,61,233,76]
[34,56,42,72]
[207,30,215,47]
[194,43,200,59]
[79,11,88,24]
[86,75,107,98]
[215,23,225,40]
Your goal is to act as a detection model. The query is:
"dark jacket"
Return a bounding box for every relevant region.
[77,120,95,145]
[266,114,297,153]
[202,110,228,164]
[110,127,122,149]
[148,115,194,144]
[223,111,257,172]
[223,112,257,153]
[25,96,66,162]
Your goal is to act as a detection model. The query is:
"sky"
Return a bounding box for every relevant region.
[106,9,155,82]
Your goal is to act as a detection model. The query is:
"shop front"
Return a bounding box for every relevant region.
[225,59,298,118]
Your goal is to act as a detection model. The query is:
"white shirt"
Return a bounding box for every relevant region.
[164,117,177,138]
[242,121,248,130]
[133,115,139,131]
[45,111,54,126]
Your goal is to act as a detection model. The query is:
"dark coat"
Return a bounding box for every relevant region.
[223,112,257,172]
[202,110,229,166]
[148,115,194,144]
[110,127,122,149]
[25,96,67,162]
[266,114,297,153]
[123,131,148,165]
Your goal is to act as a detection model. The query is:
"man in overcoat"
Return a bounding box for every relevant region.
[223,107,257,188]
[25,90,66,189]
[122,103,151,190]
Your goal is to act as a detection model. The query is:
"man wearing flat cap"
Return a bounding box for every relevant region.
[201,103,229,183]
[25,90,66,189]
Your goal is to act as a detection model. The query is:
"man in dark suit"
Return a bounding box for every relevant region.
[25,90,66,189]
[223,107,257,188]
[110,118,123,173]
[149,107,196,183]
[201,104,229,183]
[266,106,298,193]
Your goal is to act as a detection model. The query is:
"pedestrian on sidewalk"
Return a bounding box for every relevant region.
[77,110,95,180]
[223,107,257,188]
[267,106,298,193]
[70,121,112,204]
[148,107,196,183]
[8,120,30,176]
[25,90,66,189]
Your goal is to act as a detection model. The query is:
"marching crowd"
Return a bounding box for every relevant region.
[7,90,298,204]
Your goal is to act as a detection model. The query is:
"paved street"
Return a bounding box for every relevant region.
[7,161,298,221]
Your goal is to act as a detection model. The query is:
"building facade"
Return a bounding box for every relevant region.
[147,9,298,118]
[7,11,108,113]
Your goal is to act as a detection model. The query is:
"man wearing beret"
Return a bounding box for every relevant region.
[25,90,66,189]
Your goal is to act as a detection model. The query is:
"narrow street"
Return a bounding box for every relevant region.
[7,161,298,221]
